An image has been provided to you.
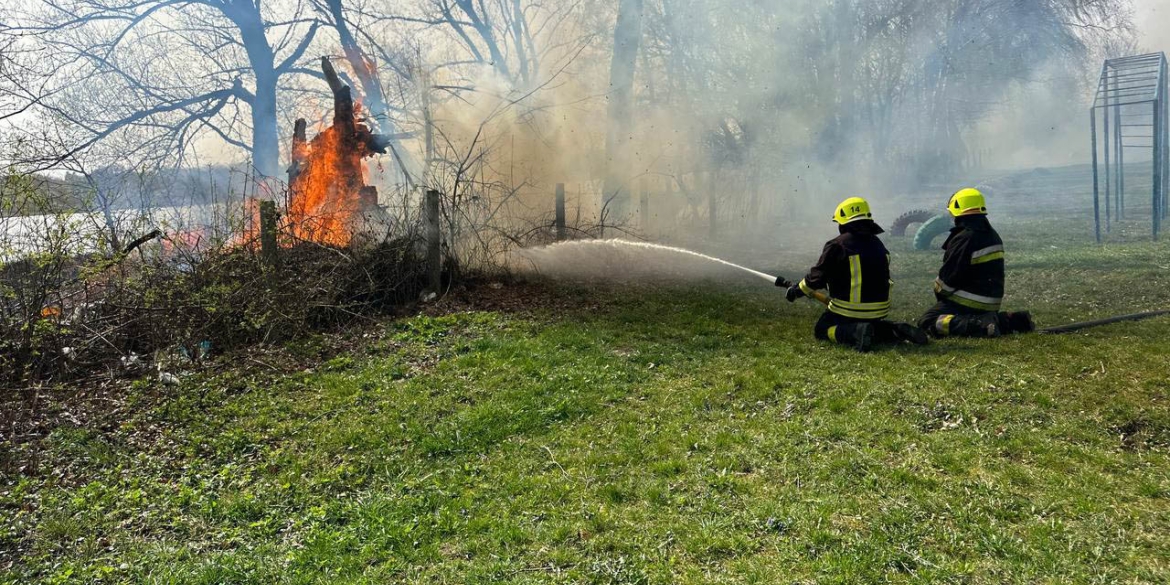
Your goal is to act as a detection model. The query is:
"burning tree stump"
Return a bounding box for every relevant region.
[284,57,391,247]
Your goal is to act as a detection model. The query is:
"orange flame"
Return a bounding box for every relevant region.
[236,60,382,251]
[277,96,381,248]
[286,125,367,247]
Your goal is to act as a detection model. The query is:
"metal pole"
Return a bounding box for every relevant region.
[1162,57,1169,220]
[1091,109,1102,244]
[555,183,566,241]
[1114,79,1124,219]
[1104,71,1112,233]
[425,189,442,293]
[1113,103,1123,219]
[1153,99,1161,240]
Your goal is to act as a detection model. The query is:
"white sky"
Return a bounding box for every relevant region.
[1135,0,1170,47]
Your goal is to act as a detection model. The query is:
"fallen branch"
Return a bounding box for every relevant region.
[121,229,162,255]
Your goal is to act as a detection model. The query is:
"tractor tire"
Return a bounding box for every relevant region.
[913,214,952,251]
[889,209,939,237]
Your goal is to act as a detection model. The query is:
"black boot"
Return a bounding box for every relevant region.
[891,322,930,345]
[834,322,874,352]
[975,313,1002,338]
[1004,311,1035,334]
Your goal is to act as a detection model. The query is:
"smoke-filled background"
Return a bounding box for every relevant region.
[0,0,1161,263]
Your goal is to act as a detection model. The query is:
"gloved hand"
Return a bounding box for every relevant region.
[785,285,805,303]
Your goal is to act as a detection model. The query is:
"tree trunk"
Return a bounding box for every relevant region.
[323,0,420,184]
[602,0,645,221]
[251,69,280,179]
[239,18,280,179]
[511,0,531,87]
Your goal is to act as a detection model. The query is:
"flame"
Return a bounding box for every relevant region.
[236,59,382,251]
[163,227,208,254]
[279,96,380,248]
[286,125,367,247]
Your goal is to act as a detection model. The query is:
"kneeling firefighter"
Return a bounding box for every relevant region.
[917,188,1034,338]
[780,197,929,352]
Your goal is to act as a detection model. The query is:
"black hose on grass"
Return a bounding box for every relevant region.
[1039,310,1170,334]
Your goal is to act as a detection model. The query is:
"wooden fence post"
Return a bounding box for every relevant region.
[425,189,442,294]
[640,180,650,234]
[555,183,566,240]
[259,200,278,268]
[707,171,718,239]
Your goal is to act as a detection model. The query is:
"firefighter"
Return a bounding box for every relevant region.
[917,188,1034,338]
[779,197,929,351]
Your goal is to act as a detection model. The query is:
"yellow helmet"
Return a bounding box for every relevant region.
[832,197,873,225]
[947,188,987,217]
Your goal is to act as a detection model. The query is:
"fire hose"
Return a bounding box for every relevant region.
[1038,310,1170,334]
[774,277,831,306]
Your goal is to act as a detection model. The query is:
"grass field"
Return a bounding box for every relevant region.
[4,216,1170,583]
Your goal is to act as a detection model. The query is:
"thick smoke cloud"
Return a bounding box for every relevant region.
[394,0,1136,247]
[0,0,1139,254]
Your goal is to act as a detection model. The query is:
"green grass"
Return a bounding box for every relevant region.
[4,217,1170,583]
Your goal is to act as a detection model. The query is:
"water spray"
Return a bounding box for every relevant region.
[602,240,778,284]
[516,239,830,305]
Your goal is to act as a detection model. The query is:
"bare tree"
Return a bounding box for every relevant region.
[602,0,644,219]
[791,0,1134,180]
[1,0,327,177]
[415,0,543,87]
[0,34,33,124]
[311,0,422,184]
[314,0,589,190]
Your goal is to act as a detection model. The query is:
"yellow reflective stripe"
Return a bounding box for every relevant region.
[798,279,816,296]
[970,244,1004,260]
[949,295,1002,311]
[936,278,1001,309]
[827,326,838,343]
[828,303,890,319]
[939,315,955,336]
[970,251,1004,265]
[829,307,890,319]
[829,298,891,311]
[953,289,1002,305]
[849,255,862,304]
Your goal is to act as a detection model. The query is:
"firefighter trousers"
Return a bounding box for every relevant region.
[917,300,1030,338]
[813,311,922,347]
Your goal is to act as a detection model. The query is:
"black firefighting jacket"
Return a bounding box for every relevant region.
[933,214,1005,311]
[798,220,892,319]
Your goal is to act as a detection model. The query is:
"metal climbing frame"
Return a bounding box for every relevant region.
[1090,52,1169,242]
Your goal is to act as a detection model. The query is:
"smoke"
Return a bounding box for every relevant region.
[1,0,1139,259]
[355,0,1138,259]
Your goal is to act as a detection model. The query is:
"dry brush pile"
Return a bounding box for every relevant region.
[0,184,436,393]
